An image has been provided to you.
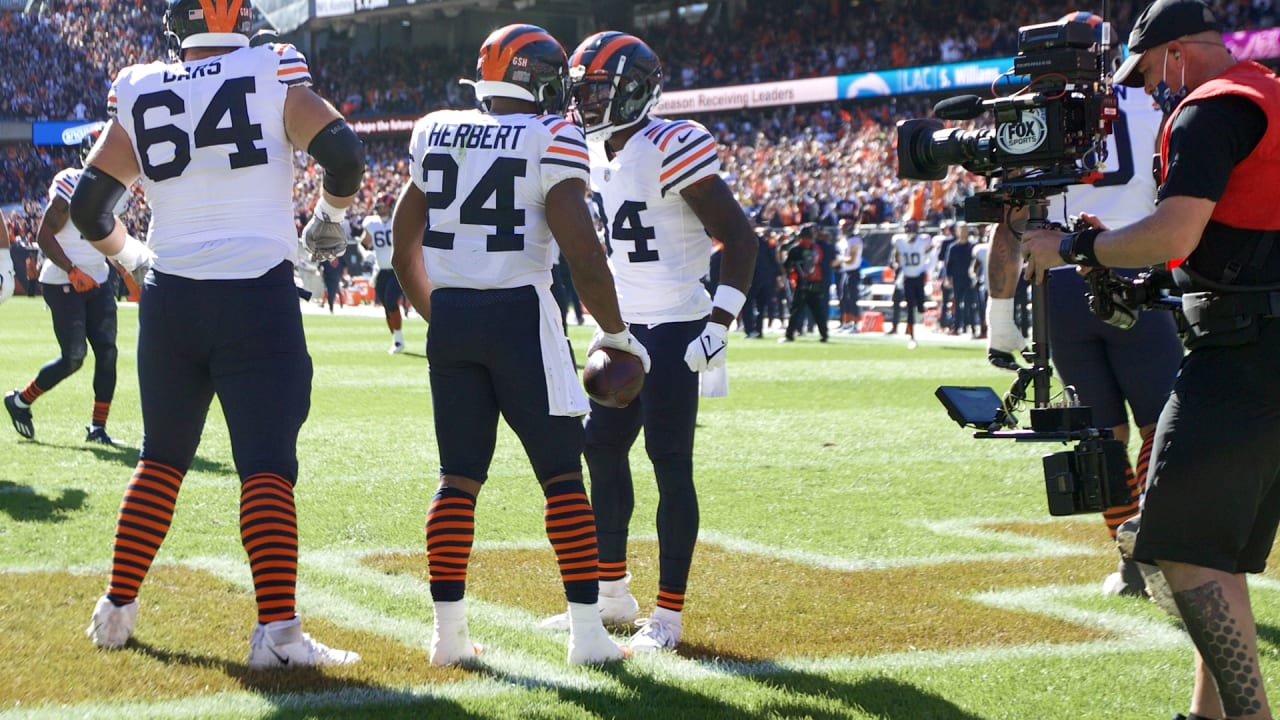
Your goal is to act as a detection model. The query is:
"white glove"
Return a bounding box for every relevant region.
[0,252,13,305]
[589,326,651,373]
[304,197,349,263]
[986,297,1026,372]
[110,235,155,272]
[684,321,728,372]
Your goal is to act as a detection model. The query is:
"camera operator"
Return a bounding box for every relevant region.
[988,12,1185,599]
[1022,1,1280,717]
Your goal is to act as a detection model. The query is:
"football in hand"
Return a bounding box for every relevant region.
[582,347,645,408]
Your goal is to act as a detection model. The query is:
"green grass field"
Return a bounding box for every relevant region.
[1,295,1276,719]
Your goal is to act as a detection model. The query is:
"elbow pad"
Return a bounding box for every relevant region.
[69,167,126,242]
[308,119,365,197]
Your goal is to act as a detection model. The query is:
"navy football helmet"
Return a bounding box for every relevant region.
[568,32,663,143]
[79,126,103,167]
[461,24,570,115]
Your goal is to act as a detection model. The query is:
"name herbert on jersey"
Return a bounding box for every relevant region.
[426,122,526,151]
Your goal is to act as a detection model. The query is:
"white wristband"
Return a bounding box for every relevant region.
[711,285,747,317]
[315,196,347,223]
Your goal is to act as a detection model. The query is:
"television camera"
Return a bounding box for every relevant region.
[899,18,1147,516]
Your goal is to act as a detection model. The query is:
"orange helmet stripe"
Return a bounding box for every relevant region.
[587,35,641,75]
[480,26,557,81]
[196,0,245,34]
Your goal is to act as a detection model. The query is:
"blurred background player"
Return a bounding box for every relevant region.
[942,221,978,336]
[359,192,405,352]
[986,10,1183,597]
[391,23,648,667]
[0,209,12,306]
[4,129,151,445]
[888,218,933,347]
[835,220,863,333]
[72,0,364,669]
[556,30,756,652]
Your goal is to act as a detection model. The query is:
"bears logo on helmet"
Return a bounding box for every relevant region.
[375,192,395,214]
[79,126,104,167]
[164,0,255,62]
[461,24,570,116]
[568,32,663,144]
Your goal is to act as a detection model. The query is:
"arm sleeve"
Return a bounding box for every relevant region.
[1158,95,1267,203]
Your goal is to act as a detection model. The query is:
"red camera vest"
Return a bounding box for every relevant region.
[1160,61,1280,230]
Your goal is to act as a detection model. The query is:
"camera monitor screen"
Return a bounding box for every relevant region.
[935,386,1003,428]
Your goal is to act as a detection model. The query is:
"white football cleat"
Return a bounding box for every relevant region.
[565,602,629,665]
[541,574,640,631]
[629,612,682,653]
[247,617,360,669]
[86,595,137,649]
[430,600,481,666]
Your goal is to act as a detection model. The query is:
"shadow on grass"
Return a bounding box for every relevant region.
[0,480,86,521]
[1255,622,1280,651]
[77,442,238,477]
[130,640,486,720]
[746,666,988,720]
[480,657,986,720]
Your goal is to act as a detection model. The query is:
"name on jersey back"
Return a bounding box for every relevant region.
[426,122,526,151]
[163,60,222,83]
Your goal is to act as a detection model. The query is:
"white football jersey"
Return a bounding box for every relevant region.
[972,242,990,284]
[108,43,311,279]
[892,233,934,278]
[1050,87,1160,229]
[38,167,121,285]
[408,110,589,290]
[589,117,722,323]
[362,214,394,271]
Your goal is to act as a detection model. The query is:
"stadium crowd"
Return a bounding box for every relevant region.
[0,0,1271,293]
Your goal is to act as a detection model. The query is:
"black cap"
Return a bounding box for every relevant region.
[1114,0,1221,88]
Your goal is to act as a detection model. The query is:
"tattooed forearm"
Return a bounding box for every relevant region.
[987,223,1021,299]
[1174,581,1265,717]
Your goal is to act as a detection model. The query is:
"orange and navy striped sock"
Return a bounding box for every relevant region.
[426,486,475,602]
[1103,460,1143,541]
[1134,432,1155,502]
[18,382,44,406]
[543,479,599,605]
[91,400,110,427]
[656,585,686,614]
[240,473,298,625]
[106,459,184,605]
[598,559,627,584]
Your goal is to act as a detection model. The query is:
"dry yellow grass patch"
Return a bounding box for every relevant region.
[370,524,1117,663]
[0,567,461,706]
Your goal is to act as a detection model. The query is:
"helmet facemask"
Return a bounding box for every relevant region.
[568,37,663,144]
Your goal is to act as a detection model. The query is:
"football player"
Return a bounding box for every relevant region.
[4,128,152,445]
[390,24,648,667]
[70,0,364,669]
[888,218,934,348]
[360,192,405,353]
[556,31,757,652]
[0,211,12,306]
[987,11,1183,598]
